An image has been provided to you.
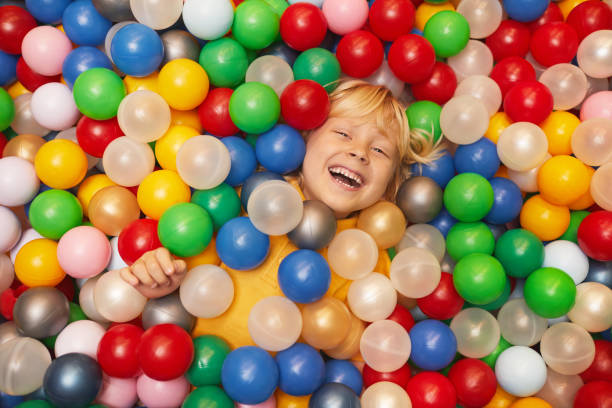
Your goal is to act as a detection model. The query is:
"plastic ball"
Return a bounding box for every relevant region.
[176,135,231,190]
[539,322,595,376]
[424,10,470,58]
[158,58,209,111]
[198,38,248,89]
[287,200,337,250]
[247,180,303,236]
[42,353,102,407]
[497,298,548,346]
[542,240,588,285]
[137,374,190,408]
[0,337,51,396]
[520,195,570,242]
[362,363,411,390]
[502,0,549,22]
[567,0,612,40]
[76,116,123,158]
[197,88,238,137]
[54,320,106,359]
[530,22,578,68]
[524,267,576,318]
[116,90,170,143]
[443,173,494,222]
[396,223,446,262]
[360,320,411,373]
[495,346,548,397]
[301,297,352,350]
[182,386,234,408]
[62,0,111,46]
[110,23,163,77]
[357,201,406,249]
[216,216,270,270]
[455,75,502,118]
[280,3,327,51]
[591,162,612,211]
[182,0,233,40]
[0,5,38,55]
[34,139,87,190]
[453,253,505,304]
[577,29,612,78]
[15,53,58,93]
[275,343,325,396]
[157,202,212,257]
[490,56,536,98]
[577,211,612,261]
[292,47,341,91]
[185,335,232,388]
[280,79,330,131]
[322,0,369,35]
[73,67,126,120]
[485,177,523,225]
[503,81,553,125]
[361,381,412,408]
[245,55,294,97]
[535,367,583,408]
[278,249,330,304]
[0,206,20,254]
[57,226,110,279]
[388,34,436,83]
[440,96,489,145]
[255,124,305,175]
[94,269,147,322]
[325,359,363,395]
[396,176,444,224]
[94,376,137,408]
[229,82,280,134]
[448,359,497,408]
[497,122,549,171]
[410,150,455,189]
[142,292,194,333]
[486,20,531,62]
[411,61,456,105]
[116,219,160,265]
[247,296,302,352]
[450,308,500,358]
[97,324,143,379]
[88,185,140,236]
[574,380,612,408]
[136,169,189,220]
[29,189,83,240]
[457,0,502,39]
[567,282,612,332]
[233,0,279,50]
[12,287,69,339]
[447,40,494,82]
[494,229,543,279]
[62,46,112,88]
[406,101,442,143]
[446,221,495,261]
[336,30,384,78]
[138,324,194,381]
[409,320,457,371]
[368,0,415,41]
[405,372,457,408]
[20,26,72,76]
[390,246,441,298]
[30,83,79,132]
[417,272,463,319]
[221,346,279,405]
[347,272,397,322]
[538,64,587,111]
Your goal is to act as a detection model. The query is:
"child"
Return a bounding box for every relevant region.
[120,79,438,349]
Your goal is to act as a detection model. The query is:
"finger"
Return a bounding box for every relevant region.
[173,259,187,275]
[120,267,139,286]
[145,257,169,287]
[155,248,175,276]
[132,261,156,288]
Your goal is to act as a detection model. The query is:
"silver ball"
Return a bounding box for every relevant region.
[396,176,443,223]
[142,292,196,333]
[288,200,337,250]
[161,30,201,65]
[13,287,69,339]
[92,0,134,22]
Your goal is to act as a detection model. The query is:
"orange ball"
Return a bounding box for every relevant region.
[15,238,65,287]
[537,155,590,205]
[539,111,579,156]
[276,390,310,408]
[183,238,220,269]
[509,397,552,408]
[415,2,455,31]
[34,139,88,189]
[484,386,517,408]
[136,169,191,219]
[77,174,117,217]
[569,164,595,210]
[520,195,570,241]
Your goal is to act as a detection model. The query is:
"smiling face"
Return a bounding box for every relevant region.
[301,116,400,219]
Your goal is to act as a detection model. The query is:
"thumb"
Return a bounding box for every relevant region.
[173,259,187,275]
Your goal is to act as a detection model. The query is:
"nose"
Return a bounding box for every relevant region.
[348,147,368,164]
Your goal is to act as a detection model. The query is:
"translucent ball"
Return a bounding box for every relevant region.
[390,247,441,298]
[540,322,595,375]
[248,296,302,352]
[327,229,379,280]
[176,135,232,190]
[497,298,548,346]
[247,180,304,236]
[450,307,500,358]
[347,273,397,322]
[360,320,411,373]
[179,264,234,318]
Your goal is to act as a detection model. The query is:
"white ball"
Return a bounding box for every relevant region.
[183,0,234,40]
[495,346,547,397]
[0,206,21,253]
[543,240,589,284]
[107,237,128,271]
[30,83,80,131]
[54,320,106,359]
[0,157,40,207]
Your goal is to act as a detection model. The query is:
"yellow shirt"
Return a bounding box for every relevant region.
[192,179,391,350]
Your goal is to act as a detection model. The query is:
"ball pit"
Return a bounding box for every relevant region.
[1,0,612,406]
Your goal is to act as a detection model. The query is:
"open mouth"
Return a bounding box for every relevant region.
[328,166,364,190]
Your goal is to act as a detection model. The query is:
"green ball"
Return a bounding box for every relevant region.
[158,203,213,257]
[229,82,280,134]
[260,0,288,16]
[73,68,126,120]
[466,276,511,311]
[293,48,341,92]
[446,222,495,262]
[443,173,494,222]
[559,210,590,243]
[524,267,577,318]
[0,87,15,131]
[232,0,279,50]
[406,101,442,143]
[191,184,241,232]
[494,229,544,278]
[199,38,248,88]
[16,401,54,408]
[424,10,470,58]
[480,336,511,369]
[453,253,506,305]
[29,189,83,240]
[182,386,233,408]
[186,335,231,387]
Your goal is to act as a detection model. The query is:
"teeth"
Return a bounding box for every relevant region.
[329,166,363,185]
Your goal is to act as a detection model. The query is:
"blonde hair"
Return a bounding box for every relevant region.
[304,79,442,201]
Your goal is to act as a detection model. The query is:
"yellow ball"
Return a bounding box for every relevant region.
[171,108,203,132]
[158,59,209,111]
[520,195,570,241]
[539,111,580,156]
[484,386,517,408]
[137,169,191,219]
[124,72,159,94]
[155,125,199,171]
[34,139,88,189]
[569,165,595,210]
[485,112,512,144]
[509,397,552,408]
[15,238,65,287]
[537,155,591,205]
[8,81,29,99]
[415,2,455,31]
[557,0,589,18]
[77,174,117,217]
[183,238,220,270]
[276,390,310,408]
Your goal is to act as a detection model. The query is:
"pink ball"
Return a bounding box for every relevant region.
[31,83,80,131]
[235,395,277,408]
[57,226,112,279]
[580,90,612,121]
[21,26,72,76]
[55,320,106,359]
[136,374,190,408]
[322,0,369,35]
[96,375,138,408]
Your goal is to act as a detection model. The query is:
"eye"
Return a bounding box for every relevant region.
[334,130,350,138]
[372,146,388,157]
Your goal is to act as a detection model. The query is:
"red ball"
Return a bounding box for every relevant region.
[16,57,61,92]
[448,359,497,408]
[0,132,7,158]
[567,0,612,41]
[388,34,435,84]
[503,80,553,124]
[117,219,162,265]
[386,304,415,333]
[363,363,411,389]
[198,88,239,137]
[577,211,612,261]
[417,272,464,320]
[76,115,124,158]
[485,20,531,62]
[280,79,330,130]
[280,3,327,51]
[411,61,457,105]
[573,381,612,408]
[0,5,37,55]
[527,2,564,32]
[490,56,536,98]
[405,371,457,408]
[138,323,195,381]
[97,324,144,378]
[368,0,416,42]
[530,22,579,67]
[336,30,384,78]
[581,340,612,383]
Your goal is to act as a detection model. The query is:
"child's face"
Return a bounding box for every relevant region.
[301,116,399,219]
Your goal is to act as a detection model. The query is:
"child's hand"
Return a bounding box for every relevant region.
[119,247,188,298]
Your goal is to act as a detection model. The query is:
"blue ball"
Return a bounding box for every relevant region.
[216,217,270,270]
[502,0,549,22]
[278,249,331,303]
[454,138,500,179]
[411,150,455,188]
[409,320,457,371]
[0,51,18,86]
[62,0,112,46]
[240,171,285,209]
[110,23,164,77]
[0,392,24,408]
[256,124,306,174]
[428,207,457,238]
[484,177,523,225]
[26,0,72,23]
[221,136,258,187]
[324,360,363,395]
[276,343,325,396]
[221,346,279,405]
[62,46,113,88]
